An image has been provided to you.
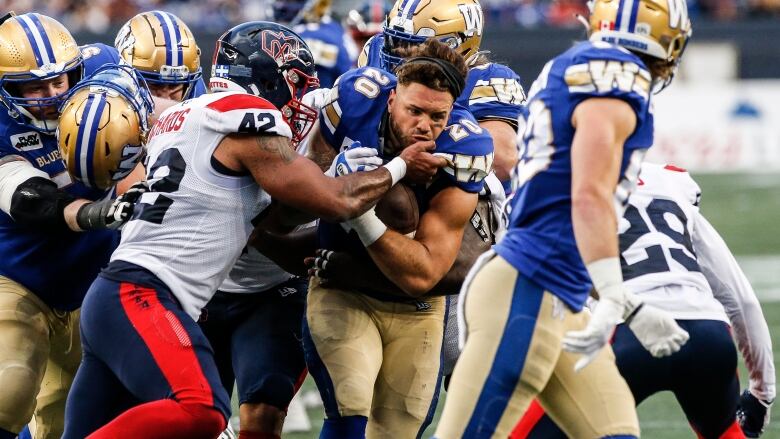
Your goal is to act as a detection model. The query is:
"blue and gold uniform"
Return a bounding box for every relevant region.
[361,34,525,128]
[0,34,123,438]
[294,17,357,89]
[434,40,653,439]
[305,66,492,439]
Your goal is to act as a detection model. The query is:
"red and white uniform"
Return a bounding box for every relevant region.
[624,162,775,401]
[112,92,291,320]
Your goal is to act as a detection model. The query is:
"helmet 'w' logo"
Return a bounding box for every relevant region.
[458,4,483,36]
[261,30,301,66]
[667,0,688,29]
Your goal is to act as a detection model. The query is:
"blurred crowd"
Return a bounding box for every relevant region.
[2,0,779,33]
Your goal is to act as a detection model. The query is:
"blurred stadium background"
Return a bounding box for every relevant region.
[4,0,778,436]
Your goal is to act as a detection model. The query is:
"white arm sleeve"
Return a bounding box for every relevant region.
[693,211,776,401]
[0,156,49,216]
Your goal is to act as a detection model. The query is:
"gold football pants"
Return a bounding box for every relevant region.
[435,254,639,439]
[0,276,81,439]
[304,278,446,439]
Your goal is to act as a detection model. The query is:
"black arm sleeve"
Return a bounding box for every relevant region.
[10,176,77,230]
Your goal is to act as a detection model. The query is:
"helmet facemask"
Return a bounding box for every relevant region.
[282,67,320,148]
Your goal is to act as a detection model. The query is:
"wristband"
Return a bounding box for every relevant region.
[382,157,406,186]
[586,257,625,303]
[348,208,387,247]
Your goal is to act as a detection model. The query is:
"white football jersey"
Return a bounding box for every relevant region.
[112,91,292,321]
[620,162,728,322]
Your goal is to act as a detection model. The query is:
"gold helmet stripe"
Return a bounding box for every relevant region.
[75,93,107,188]
[16,14,56,67]
[152,11,182,67]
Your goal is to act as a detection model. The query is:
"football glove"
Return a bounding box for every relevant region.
[562,294,624,372]
[624,293,689,358]
[738,389,773,438]
[325,141,382,177]
[563,258,628,371]
[76,181,148,230]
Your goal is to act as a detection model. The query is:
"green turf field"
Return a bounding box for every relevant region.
[276,172,780,438]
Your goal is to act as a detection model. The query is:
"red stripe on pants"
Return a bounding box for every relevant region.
[510,399,546,439]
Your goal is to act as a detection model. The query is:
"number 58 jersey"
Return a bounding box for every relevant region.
[497,41,654,311]
[111,92,291,321]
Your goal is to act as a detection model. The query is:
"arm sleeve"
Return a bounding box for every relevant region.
[0,157,49,215]
[693,211,776,401]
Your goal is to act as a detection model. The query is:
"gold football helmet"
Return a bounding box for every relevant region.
[382,0,484,70]
[58,65,153,190]
[588,0,691,87]
[115,11,202,100]
[0,12,83,134]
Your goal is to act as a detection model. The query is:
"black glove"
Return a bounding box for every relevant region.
[76,181,148,230]
[737,389,773,438]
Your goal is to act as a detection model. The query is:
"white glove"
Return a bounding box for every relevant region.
[325,141,382,177]
[624,294,690,358]
[562,258,625,372]
[562,295,624,372]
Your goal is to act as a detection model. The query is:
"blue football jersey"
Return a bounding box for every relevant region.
[317,67,493,291]
[361,33,525,125]
[0,44,124,310]
[294,17,357,89]
[496,41,653,311]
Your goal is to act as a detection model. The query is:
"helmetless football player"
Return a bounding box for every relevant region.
[60,21,443,439]
[434,0,693,437]
[0,13,144,439]
[115,10,206,101]
[360,0,524,187]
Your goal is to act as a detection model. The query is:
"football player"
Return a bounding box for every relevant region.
[60,21,442,439]
[114,10,206,102]
[277,0,358,88]
[512,163,775,439]
[0,13,147,439]
[433,0,694,437]
[300,39,493,439]
[359,0,525,187]
[345,0,391,50]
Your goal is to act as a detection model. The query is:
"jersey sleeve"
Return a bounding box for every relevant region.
[203,93,292,139]
[563,44,652,149]
[318,67,396,152]
[693,212,776,401]
[80,43,121,76]
[459,63,526,126]
[434,107,495,193]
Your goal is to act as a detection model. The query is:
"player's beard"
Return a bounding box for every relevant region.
[386,112,431,156]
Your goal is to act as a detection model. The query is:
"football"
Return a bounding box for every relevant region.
[375,183,419,235]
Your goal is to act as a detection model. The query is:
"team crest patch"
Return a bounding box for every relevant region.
[10,131,43,152]
[261,30,310,67]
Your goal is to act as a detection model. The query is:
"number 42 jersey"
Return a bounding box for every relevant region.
[111,92,291,321]
[497,40,654,312]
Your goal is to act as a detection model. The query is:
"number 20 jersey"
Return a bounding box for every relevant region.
[497,41,654,311]
[111,92,291,320]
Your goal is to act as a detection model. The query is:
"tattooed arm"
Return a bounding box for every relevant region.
[214,133,398,222]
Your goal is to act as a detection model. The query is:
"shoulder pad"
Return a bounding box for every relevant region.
[462,62,526,122]
[80,44,121,76]
[563,42,652,105]
[319,67,395,150]
[435,107,495,193]
[202,93,292,139]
